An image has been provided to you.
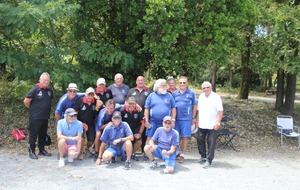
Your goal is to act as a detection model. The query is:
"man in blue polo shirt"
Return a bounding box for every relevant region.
[96,111,134,170]
[144,79,176,144]
[173,76,197,163]
[24,72,53,159]
[144,116,179,174]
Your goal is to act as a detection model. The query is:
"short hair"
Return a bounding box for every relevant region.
[153,79,166,92]
[167,76,175,82]
[105,99,116,107]
[39,72,50,80]
[114,73,123,81]
[179,76,188,82]
[202,81,212,88]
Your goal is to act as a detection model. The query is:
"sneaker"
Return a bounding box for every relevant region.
[93,153,99,162]
[124,160,131,170]
[29,152,38,159]
[68,156,74,163]
[59,159,65,168]
[203,161,211,169]
[39,150,51,157]
[160,168,170,174]
[131,154,139,161]
[111,156,116,164]
[143,155,149,162]
[149,160,157,169]
[121,155,126,162]
[179,156,184,163]
[176,154,180,160]
[198,157,207,164]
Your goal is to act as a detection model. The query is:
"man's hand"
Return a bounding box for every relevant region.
[82,123,88,131]
[113,138,122,145]
[162,150,168,156]
[96,158,102,165]
[72,136,79,141]
[145,121,152,129]
[134,133,141,140]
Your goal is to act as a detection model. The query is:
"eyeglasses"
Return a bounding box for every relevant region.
[68,90,77,93]
[179,82,186,84]
[70,114,77,118]
[202,87,210,90]
[164,122,172,125]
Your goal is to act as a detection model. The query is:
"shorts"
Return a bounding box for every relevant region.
[146,120,162,137]
[106,144,126,157]
[152,146,176,168]
[65,144,78,152]
[175,120,192,138]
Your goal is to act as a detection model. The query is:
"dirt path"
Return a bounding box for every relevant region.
[1,147,299,190]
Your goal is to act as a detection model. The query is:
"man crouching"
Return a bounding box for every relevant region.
[96,111,134,170]
[57,108,83,167]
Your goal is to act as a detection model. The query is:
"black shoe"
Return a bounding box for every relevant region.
[39,150,51,156]
[111,157,116,164]
[29,152,38,159]
[131,154,139,161]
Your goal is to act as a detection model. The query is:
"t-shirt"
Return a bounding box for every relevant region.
[120,106,144,134]
[95,87,113,105]
[107,84,129,104]
[25,83,53,119]
[144,92,175,122]
[55,93,84,119]
[74,96,98,127]
[173,88,197,121]
[57,119,83,145]
[197,92,223,129]
[100,122,133,149]
[152,127,179,151]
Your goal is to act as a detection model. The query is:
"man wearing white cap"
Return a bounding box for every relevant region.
[57,108,83,167]
[95,77,113,107]
[74,87,102,160]
[144,116,179,174]
[55,83,84,121]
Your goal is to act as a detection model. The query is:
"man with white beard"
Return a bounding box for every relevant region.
[144,79,176,144]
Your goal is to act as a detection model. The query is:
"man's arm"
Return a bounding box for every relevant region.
[171,107,176,127]
[55,113,61,121]
[214,110,224,131]
[23,98,31,109]
[144,108,151,128]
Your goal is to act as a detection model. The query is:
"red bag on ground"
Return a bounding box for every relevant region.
[12,129,26,141]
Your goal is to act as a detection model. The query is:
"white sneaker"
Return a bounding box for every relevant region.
[68,156,74,163]
[59,159,65,168]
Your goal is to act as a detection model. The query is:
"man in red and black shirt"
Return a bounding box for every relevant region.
[95,78,113,108]
[24,72,53,159]
[74,87,102,159]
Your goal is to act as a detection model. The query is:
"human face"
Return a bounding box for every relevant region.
[157,82,167,94]
[128,102,136,112]
[136,76,145,88]
[202,83,212,97]
[39,74,50,88]
[105,104,115,115]
[163,120,172,132]
[67,89,77,100]
[112,117,121,126]
[97,83,106,92]
[115,74,124,87]
[86,93,94,103]
[179,79,188,91]
[168,80,176,90]
[66,114,77,124]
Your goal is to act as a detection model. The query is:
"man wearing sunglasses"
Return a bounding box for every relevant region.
[173,76,197,163]
[55,83,84,121]
[196,81,223,168]
[57,108,83,167]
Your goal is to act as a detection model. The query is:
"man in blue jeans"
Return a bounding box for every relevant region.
[144,116,179,174]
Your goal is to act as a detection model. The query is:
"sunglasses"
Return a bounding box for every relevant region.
[69,114,77,117]
[179,82,186,84]
[202,87,210,90]
[68,90,77,93]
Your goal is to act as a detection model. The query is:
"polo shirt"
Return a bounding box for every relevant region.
[55,93,84,119]
[107,84,129,104]
[74,96,98,126]
[127,86,152,108]
[25,83,53,119]
[173,88,197,121]
[95,87,113,104]
[120,106,144,134]
[152,127,179,151]
[57,119,83,145]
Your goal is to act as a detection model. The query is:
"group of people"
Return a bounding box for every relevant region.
[23,72,223,174]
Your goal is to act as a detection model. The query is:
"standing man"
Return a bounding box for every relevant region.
[127,76,152,160]
[144,79,176,144]
[120,96,145,161]
[196,81,223,168]
[167,77,177,94]
[96,111,134,170]
[57,108,83,167]
[24,72,53,159]
[74,87,102,159]
[95,77,113,107]
[173,76,197,163]
[55,83,83,121]
[108,73,129,104]
[144,116,179,174]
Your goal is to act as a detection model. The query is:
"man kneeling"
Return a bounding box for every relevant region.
[57,108,83,168]
[96,111,134,170]
[144,116,179,174]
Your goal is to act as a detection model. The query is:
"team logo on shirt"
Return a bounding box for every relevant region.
[92,105,96,110]
[106,94,110,98]
[132,92,137,95]
[164,98,168,103]
[134,113,138,119]
[144,92,148,96]
[186,94,190,98]
[48,91,51,96]
[38,91,43,97]
[124,113,128,118]
[82,105,86,110]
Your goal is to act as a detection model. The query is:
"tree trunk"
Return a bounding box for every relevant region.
[211,64,217,92]
[283,74,296,115]
[238,31,252,99]
[275,68,284,110]
[228,63,233,88]
[268,76,272,89]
